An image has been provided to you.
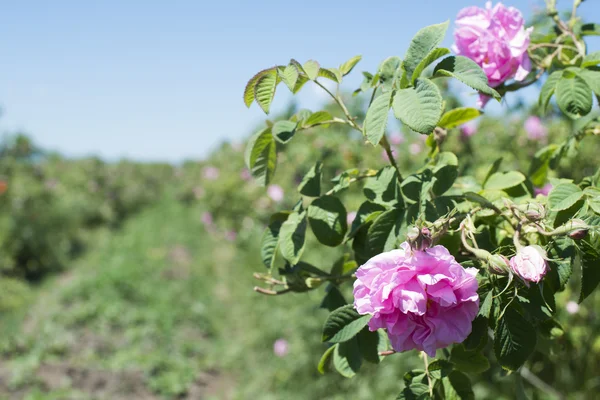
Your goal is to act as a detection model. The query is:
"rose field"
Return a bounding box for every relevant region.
[1,1,600,399]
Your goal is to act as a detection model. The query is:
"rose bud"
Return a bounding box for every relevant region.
[509,245,548,284]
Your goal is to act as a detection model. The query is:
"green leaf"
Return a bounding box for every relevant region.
[478,291,493,318]
[483,157,503,187]
[254,69,279,114]
[401,174,424,203]
[363,166,401,206]
[432,152,459,196]
[393,78,443,134]
[320,285,347,312]
[317,345,336,374]
[581,23,600,36]
[397,383,430,400]
[434,56,501,101]
[529,145,559,187]
[403,21,449,82]
[298,162,322,197]
[378,56,402,89]
[333,339,362,378]
[303,60,320,80]
[539,71,562,111]
[548,183,584,211]
[443,371,475,400]
[272,120,298,144]
[279,210,307,264]
[244,67,275,107]
[349,201,387,238]
[463,316,489,351]
[438,107,481,129]
[319,67,342,83]
[367,207,404,255]
[428,359,454,379]
[244,127,277,186]
[582,51,600,68]
[357,328,387,364]
[484,171,526,191]
[577,69,600,96]
[364,91,393,145]
[292,75,309,94]
[555,74,593,119]
[303,111,333,127]
[547,237,575,292]
[579,239,600,303]
[260,212,289,268]
[280,64,299,91]
[308,196,348,247]
[412,47,451,83]
[340,55,362,76]
[494,308,537,371]
[323,304,370,343]
[450,345,490,373]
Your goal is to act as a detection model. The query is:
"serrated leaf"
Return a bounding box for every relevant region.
[364,91,393,145]
[555,74,593,119]
[450,345,490,373]
[323,304,370,343]
[293,75,309,94]
[260,212,289,268]
[272,120,298,144]
[412,47,451,83]
[298,162,322,197]
[363,166,401,206]
[349,201,387,238]
[317,345,336,374]
[428,359,454,380]
[539,70,562,111]
[463,316,489,351]
[529,145,559,187]
[254,69,279,114]
[438,107,481,129]
[478,291,493,318]
[443,371,475,400]
[393,78,443,134]
[303,60,320,80]
[303,110,333,127]
[367,207,404,255]
[319,67,342,83]
[484,171,526,190]
[397,383,430,400]
[244,127,277,186]
[582,51,600,68]
[333,339,362,378]
[494,308,536,371]
[548,183,584,211]
[280,64,299,91]
[357,328,387,364]
[378,56,402,89]
[579,239,600,303]
[434,56,501,101]
[244,67,275,107]
[577,69,600,96]
[320,285,347,312]
[279,210,307,264]
[403,21,449,82]
[340,55,362,76]
[308,196,348,247]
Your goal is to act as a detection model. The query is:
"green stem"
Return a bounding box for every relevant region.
[314,80,362,132]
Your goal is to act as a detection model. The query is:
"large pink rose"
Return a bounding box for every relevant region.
[353,242,479,357]
[453,2,533,89]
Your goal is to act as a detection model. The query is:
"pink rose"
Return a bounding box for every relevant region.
[353,243,479,357]
[454,2,533,98]
[509,245,548,284]
[460,122,477,139]
[534,183,552,197]
[267,184,284,202]
[524,116,548,141]
[202,166,220,180]
[273,338,289,357]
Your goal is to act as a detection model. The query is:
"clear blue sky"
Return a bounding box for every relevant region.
[1,0,598,162]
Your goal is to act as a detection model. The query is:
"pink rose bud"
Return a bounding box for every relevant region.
[524,116,548,141]
[460,122,477,139]
[347,211,357,226]
[509,245,548,284]
[566,301,579,315]
[202,166,220,180]
[568,219,589,240]
[454,2,533,90]
[267,184,284,202]
[273,338,289,357]
[353,243,479,357]
[534,183,553,197]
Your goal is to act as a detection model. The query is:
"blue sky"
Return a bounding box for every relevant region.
[1,0,598,162]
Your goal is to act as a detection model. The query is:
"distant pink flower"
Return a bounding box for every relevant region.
[201,212,214,227]
[273,338,289,357]
[409,143,422,155]
[240,168,252,181]
[389,132,405,146]
[454,2,533,106]
[509,245,547,284]
[381,147,398,162]
[347,211,357,226]
[267,184,284,202]
[203,166,220,180]
[524,116,548,141]
[225,230,237,241]
[534,183,552,197]
[566,301,579,314]
[353,243,479,357]
[193,186,205,199]
[460,122,477,139]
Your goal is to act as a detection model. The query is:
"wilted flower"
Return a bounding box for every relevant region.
[454,2,533,106]
[460,122,477,139]
[509,245,548,284]
[353,243,479,357]
[202,166,220,180]
[534,183,553,197]
[524,116,548,141]
[267,184,284,202]
[273,338,289,357]
[566,301,579,315]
